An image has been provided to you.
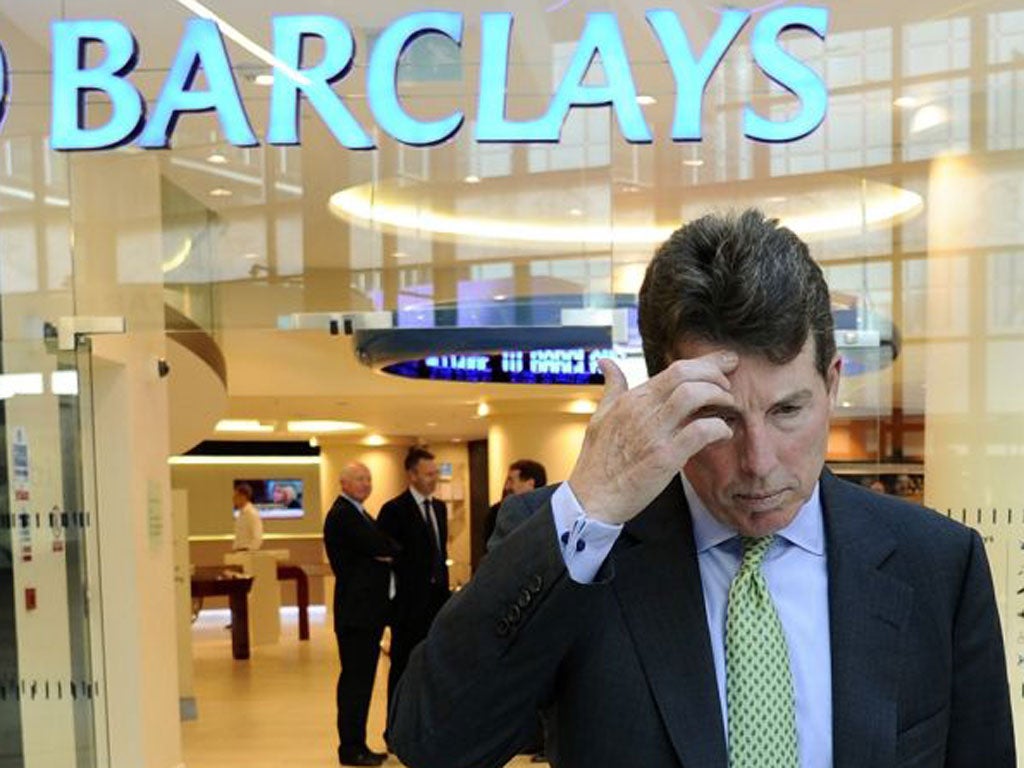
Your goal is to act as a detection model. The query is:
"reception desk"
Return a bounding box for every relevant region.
[225,550,289,645]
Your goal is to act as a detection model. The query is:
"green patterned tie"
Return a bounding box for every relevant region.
[726,535,799,768]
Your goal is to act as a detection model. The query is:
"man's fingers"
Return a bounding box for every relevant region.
[672,416,733,460]
[665,382,734,425]
[649,351,738,397]
[596,358,629,410]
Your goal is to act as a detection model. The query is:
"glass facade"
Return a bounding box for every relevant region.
[1,0,1024,763]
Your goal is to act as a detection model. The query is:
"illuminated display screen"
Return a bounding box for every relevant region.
[382,348,620,385]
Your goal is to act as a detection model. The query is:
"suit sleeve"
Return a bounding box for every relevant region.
[342,506,401,559]
[945,529,1016,766]
[486,493,533,552]
[386,501,603,768]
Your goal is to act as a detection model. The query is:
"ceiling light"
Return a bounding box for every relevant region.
[569,208,583,217]
[493,294,508,301]
[364,434,387,446]
[464,174,481,184]
[426,421,438,427]
[254,74,275,87]
[287,420,364,433]
[451,437,462,443]
[242,252,260,260]
[308,436,319,448]
[476,402,491,418]
[330,178,923,246]
[567,398,598,415]
[682,159,704,167]
[206,152,228,164]
[636,94,657,106]
[215,419,274,433]
[209,187,232,197]
[392,251,408,259]
[893,96,920,109]
[169,455,321,466]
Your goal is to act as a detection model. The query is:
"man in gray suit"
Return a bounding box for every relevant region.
[387,210,1014,768]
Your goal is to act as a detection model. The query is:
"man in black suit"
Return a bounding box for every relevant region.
[323,461,399,767]
[377,446,450,716]
[387,210,1015,768]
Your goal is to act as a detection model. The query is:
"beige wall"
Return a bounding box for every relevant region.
[172,462,322,538]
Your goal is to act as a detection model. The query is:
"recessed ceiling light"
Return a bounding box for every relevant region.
[242,252,260,260]
[308,436,319,448]
[569,208,583,217]
[287,420,365,433]
[766,196,788,204]
[893,96,920,109]
[209,187,232,197]
[636,94,657,106]
[426,421,438,427]
[464,174,481,184]
[254,74,275,87]
[364,434,387,446]
[476,402,490,418]
[392,251,408,259]
[493,294,508,301]
[206,152,228,164]
[683,159,704,167]
[215,419,274,433]
[451,437,462,443]
[567,398,597,415]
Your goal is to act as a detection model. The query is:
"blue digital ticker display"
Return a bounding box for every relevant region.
[382,347,619,385]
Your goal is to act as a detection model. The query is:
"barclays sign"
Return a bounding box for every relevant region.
[38,8,829,151]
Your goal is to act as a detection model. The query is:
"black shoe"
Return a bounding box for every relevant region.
[365,749,387,761]
[339,750,384,766]
[530,753,548,763]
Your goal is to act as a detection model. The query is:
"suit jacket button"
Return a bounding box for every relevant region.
[496,618,511,637]
[517,590,532,609]
[507,604,522,624]
[529,574,543,594]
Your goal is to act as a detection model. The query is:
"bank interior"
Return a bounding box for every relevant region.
[1,0,1024,766]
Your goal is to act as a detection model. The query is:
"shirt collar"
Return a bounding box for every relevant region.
[410,488,429,507]
[682,473,824,556]
[341,493,367,514]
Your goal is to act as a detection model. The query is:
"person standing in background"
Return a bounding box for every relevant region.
[484,459,549,551]
[323,462,399,767]
[377,447,450,716]
[231,482,263,551]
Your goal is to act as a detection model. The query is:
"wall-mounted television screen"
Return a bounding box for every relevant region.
[234,478,305,519]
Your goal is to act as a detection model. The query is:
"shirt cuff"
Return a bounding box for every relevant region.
[550,483,623,584]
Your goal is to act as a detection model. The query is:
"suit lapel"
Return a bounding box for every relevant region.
[611,477,728,768]
[822,471,911,768]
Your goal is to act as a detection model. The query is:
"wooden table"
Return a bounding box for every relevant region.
[191,574,255,659]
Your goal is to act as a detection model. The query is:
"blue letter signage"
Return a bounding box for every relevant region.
[44,7,828,151]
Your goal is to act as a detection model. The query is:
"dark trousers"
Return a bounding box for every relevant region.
[386,591,447,715]
[337,623,385,757]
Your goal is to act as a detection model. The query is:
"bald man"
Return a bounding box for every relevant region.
[323,462,401,766]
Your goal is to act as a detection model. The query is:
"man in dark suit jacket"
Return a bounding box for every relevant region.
[387,211,1014,768]
[323,461,400,767]
[377,446,450,716]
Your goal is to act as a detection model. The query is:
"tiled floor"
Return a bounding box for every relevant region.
[181,608,539,768]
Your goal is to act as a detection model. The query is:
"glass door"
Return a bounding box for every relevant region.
[0,335,107,768]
